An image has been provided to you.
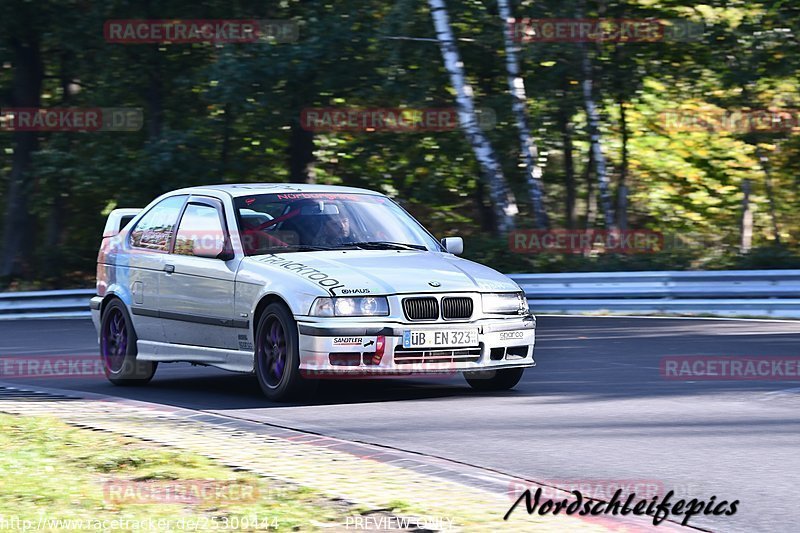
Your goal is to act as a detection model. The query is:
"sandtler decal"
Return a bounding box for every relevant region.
[332,337,363,346]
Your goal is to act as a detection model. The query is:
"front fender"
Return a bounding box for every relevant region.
[235,280,323,324]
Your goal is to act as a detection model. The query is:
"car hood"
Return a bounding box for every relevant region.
[245,250,520,296]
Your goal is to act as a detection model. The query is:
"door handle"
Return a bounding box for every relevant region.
[164,264,175,274]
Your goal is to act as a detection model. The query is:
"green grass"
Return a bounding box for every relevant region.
[0,414,352,531]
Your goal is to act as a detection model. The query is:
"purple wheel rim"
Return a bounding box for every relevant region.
[101,307,128,373]
[258,315,288,388]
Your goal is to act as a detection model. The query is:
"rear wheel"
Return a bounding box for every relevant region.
[254,303,317,401]
[464,367,524,391]
[100,299,157,385]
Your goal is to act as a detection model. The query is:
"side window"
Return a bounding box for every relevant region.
[174,203,226,257]
[129,195,187,251]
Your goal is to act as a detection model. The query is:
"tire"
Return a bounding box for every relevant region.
[464,367,525,391]
[100,299,157,385]
[254,303,317,401]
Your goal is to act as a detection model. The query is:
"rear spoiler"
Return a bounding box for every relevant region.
[102,208,142,238]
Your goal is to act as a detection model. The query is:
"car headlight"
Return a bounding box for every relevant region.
[482,292,528,314]
[310,297,390,317]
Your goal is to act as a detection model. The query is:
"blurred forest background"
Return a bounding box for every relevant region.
[1,0,799,289]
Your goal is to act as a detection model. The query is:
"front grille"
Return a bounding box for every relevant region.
[441,297,473,319]
[403,297,439,321]
[394,347,481,365]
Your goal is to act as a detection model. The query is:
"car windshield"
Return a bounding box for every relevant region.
[233,192,444,255]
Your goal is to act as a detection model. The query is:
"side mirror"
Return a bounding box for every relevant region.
[441,237,463,255]
[192,243,223,259]
[216,245,235,261]
[190,236,233,260]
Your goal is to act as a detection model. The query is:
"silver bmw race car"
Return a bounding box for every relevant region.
[90,184,536,400]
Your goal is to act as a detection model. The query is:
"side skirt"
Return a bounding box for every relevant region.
[137,341,254,373]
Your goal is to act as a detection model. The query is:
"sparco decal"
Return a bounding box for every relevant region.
[257,255,344,290]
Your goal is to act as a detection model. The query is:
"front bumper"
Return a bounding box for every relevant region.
[90,296,103,340]
[296,313,536,375]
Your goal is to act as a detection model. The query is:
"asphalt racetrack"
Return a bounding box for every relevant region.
[2,316,799,532]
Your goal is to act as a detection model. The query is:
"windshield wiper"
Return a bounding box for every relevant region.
[348,241,427,251]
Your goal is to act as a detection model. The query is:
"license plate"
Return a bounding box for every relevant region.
[402,329,479,349]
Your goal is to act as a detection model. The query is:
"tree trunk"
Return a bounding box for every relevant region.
[146,51,163,140]
[585,145,596,228]
[757,149,781,245]
[579,43,614,228]
[617,97,629,230]
[220,103,232,178]
[497,0,547,229]
[740,179,753,253]
[144,0,163,141]
[558,107,577,229]
[289,119,316,183]
[0,36,44,279]
[43,52,73,281]
[428,0,517,234]
[474,179,497,232]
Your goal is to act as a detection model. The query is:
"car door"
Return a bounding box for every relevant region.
[126,194,188,343]
[158,196,241,350]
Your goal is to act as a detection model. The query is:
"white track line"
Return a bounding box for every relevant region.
[536,314,800,323]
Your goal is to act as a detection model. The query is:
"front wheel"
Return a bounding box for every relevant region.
[100,299,157,385]
[254,303,317,401]
[464,367,524,391]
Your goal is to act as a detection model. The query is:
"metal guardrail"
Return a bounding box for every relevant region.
[0,289,95,320]
[2,270,800,320]
[509,270,800,318]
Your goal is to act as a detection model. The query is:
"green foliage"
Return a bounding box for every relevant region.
[0,413,348,529]
[0,0,798,286]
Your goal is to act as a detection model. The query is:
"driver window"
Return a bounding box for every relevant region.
[174,203,226,257]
